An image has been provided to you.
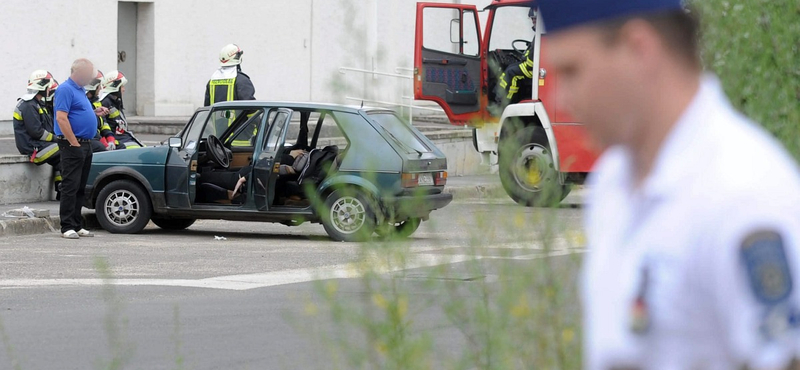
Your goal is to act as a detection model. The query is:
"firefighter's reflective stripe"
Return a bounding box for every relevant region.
[209,78,236,105]
[507,75,527,99]
[54,171,62,182]
[33,143,59,164]
[520,50,534,78]
[11,107,46,119]
[92,100,112,135]
[108,108,121,119]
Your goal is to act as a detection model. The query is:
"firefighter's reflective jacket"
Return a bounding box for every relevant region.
[203,66,256,106]
[90,97,113,140]
[100,92,140,148]
[12,95,57,161]
[496,40,535,105]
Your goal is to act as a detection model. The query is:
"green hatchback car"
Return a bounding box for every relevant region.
[84,102,453,242]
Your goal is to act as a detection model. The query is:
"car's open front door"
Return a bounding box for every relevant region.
[414,3,483,125]
[165,109,211,208]
[252,108,293,211]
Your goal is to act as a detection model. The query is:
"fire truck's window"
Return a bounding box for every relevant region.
[423,7,480,57]
[488,6,536,51]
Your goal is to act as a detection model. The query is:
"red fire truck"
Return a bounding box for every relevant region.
[414,0,599,206]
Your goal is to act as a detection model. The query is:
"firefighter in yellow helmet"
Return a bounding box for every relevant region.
[100,70,143,149]
[204,44,256,107]
[12,70,62,197]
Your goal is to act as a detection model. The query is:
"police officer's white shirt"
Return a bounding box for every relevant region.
[583,75,800,370]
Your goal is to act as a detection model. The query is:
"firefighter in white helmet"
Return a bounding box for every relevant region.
[12,70,62,198]
[204,44,256,107]
[204,44,257,142]
[100,70,142,149]
[84,71,113,152]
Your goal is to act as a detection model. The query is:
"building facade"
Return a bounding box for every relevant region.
[1,0,497,117]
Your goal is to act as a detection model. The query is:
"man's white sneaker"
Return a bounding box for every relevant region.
[77,229,94,237]
[62,230,80,239]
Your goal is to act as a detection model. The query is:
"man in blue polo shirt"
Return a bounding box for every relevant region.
[54,58,109,239]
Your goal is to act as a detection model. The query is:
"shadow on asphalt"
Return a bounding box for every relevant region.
[136,227,440,244]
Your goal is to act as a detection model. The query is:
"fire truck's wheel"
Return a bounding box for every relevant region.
[499,126,567,207]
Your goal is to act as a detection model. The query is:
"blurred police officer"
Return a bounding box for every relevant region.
[13,70,62,196]
[536,0,800,368]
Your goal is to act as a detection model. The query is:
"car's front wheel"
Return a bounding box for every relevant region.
[95,180,152,234]
[322,189,376,242]
[151,217,196,231]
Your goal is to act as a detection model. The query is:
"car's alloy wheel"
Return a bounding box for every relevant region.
[330,196,366,234]
[95,180,153,234]
[104,189,140,227]
[322,189,376,242]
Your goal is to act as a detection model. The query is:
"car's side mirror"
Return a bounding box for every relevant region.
[168,137,182,148]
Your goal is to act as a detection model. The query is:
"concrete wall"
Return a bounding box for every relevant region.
[1,0,509,118]
[0,156,55,205]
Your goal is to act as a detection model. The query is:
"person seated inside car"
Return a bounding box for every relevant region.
[196,165,250,204]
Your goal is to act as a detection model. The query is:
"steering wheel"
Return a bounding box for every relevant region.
[511,39,532,61]
[206,135,231,169]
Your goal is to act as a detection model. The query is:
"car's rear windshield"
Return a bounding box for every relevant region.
[368,113,431,154]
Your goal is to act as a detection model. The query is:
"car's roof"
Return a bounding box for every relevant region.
[203,100,395,115]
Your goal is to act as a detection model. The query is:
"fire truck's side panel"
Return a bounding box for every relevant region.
[533,33,597,171]
[538,36,579,124]
[552,124,598,172]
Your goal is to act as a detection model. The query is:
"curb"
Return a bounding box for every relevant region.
[0,213,100,238]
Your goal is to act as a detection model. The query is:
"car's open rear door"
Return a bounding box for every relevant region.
[252,108,293,211]
[414,3,484,125]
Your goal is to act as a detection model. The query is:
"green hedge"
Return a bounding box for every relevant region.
[696,0,800,158]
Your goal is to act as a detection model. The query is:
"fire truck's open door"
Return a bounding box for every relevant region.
[414,3,484,124]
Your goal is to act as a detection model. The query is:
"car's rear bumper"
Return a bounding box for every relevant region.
[384,192,453,220]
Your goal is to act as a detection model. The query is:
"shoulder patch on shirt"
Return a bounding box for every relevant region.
[741,230,794,305]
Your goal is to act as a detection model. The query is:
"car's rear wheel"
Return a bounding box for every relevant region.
[151,217,196,231]
[499,126,568,207]
[95,180,152,234]
[375,218,421,240]
[322,189,376,242]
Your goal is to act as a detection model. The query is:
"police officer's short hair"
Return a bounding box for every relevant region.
[597,9,701,69]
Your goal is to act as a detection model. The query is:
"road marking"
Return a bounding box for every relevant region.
[0,246,585,291]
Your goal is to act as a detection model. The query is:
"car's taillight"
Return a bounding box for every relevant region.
[401,173,419,188]
[435,171,447,186]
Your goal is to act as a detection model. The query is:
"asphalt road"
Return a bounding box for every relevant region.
[0,197,585,370]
